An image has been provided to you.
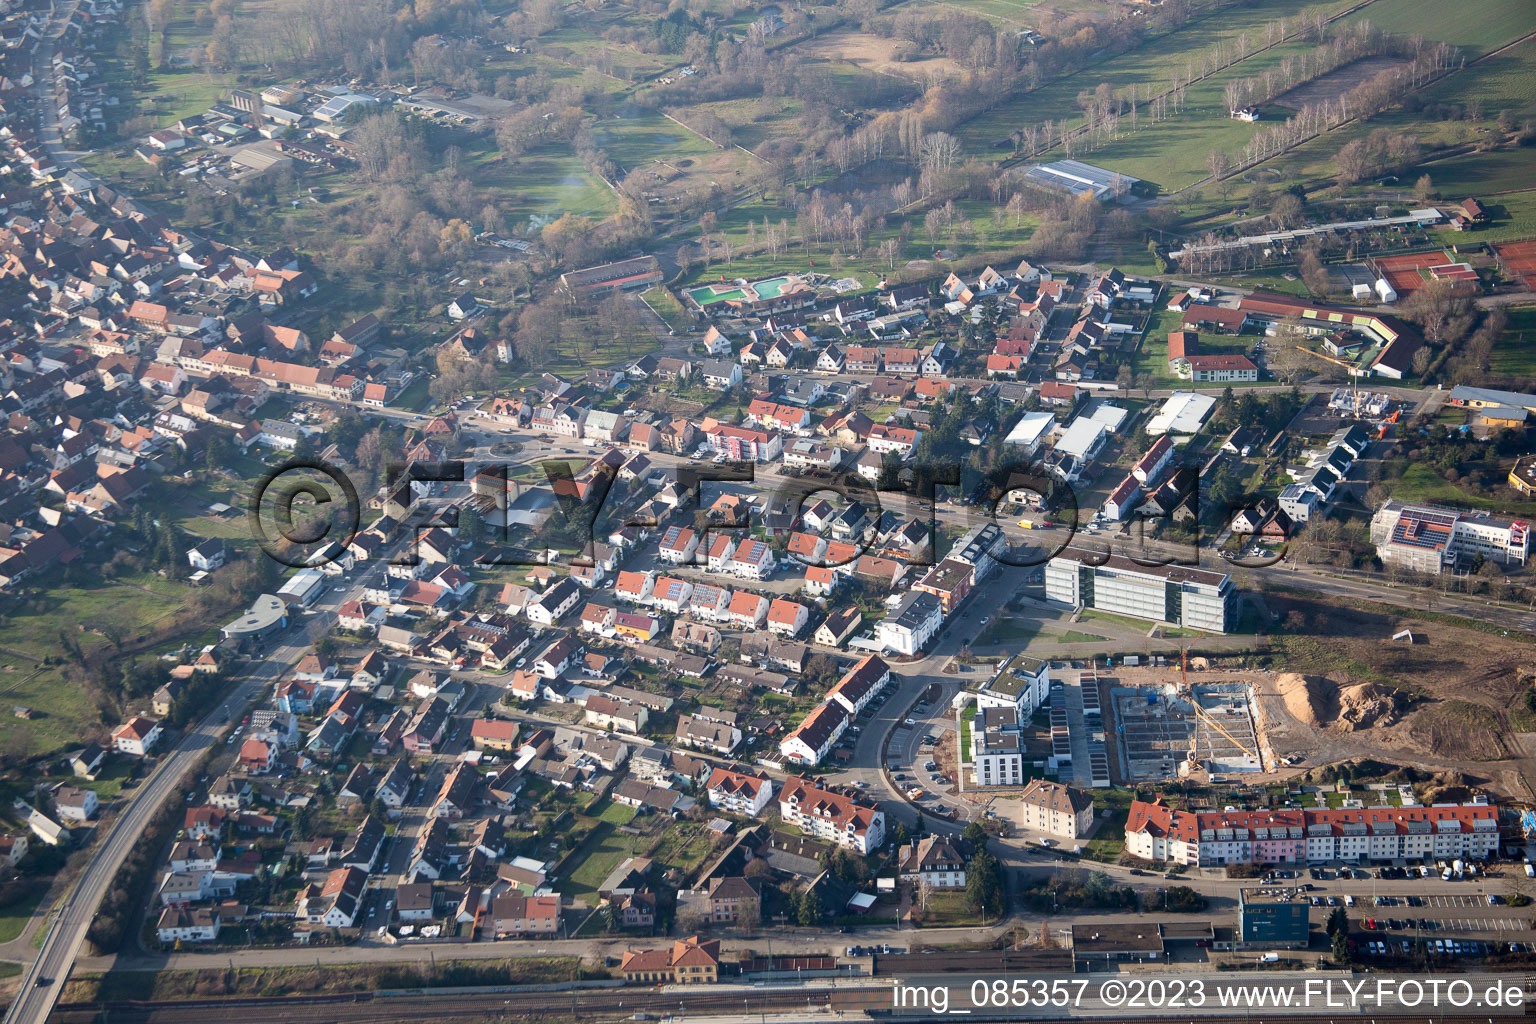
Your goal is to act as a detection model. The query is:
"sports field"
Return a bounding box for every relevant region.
[1372,251,1450,297]
[1493,240,1536,291]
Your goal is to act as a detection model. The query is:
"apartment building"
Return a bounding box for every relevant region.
[1044,547,1235,633]
[1125,800,1501,867]
[778,776,885,855]
[1019,779,1095,839]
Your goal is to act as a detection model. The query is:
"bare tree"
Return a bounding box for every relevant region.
[920,131,962,172]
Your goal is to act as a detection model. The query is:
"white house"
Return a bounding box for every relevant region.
[1019,779,1095,839]
[526,579,581,626]
[705,767,774,816]
[778,776,884,854]
[156,906,220,943]
[186,538,228,572]
[112,716,162,756]
[897,836,966,889]
[52,785,98,822]
[778,701,849,766]
[876,592,942,656]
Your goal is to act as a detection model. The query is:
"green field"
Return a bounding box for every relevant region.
[1130,308,1263,385]
[1017,0,1534,192]
[558,822,637,901]
[679,96,805,151]
[1062,34,1343,191]
[640,287,689,332]
[1415,35,1536,120]
[953,0,1366,152]
[0,574,201,754]
[904,0,1045,28]
[1189,0,1536,201]
[538,26,678,81]
[1340,0,1534,56]
[1391,462,1536,518]
[1432,190,1536,245]
[1421,150,1536,198]
[590,109,718,169]
[678,191,1039,292]
[1489,307,1536,379]
[0,888,47,944]
[468,145,617,230]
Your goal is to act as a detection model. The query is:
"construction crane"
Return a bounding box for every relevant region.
[1185,700,1260,770]
[1294,345,1365,420]
[1294,344,1358,374]
[1175,630,1208,691]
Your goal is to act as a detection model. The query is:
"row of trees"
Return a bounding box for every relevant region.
[1233,43,1455,174]
[1221,18,1400,112]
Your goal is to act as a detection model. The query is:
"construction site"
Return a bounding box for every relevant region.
[1109,681,1269,781]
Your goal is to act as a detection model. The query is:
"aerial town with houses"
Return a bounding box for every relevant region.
[0,0,1534,1020]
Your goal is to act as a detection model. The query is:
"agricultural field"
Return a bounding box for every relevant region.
[1269,55,1408,111]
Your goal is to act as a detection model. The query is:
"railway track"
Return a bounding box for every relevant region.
[48,986,833,1024]
[46,988,1536,1024]
[874,951,1074,975]
[44,944,1536,1024]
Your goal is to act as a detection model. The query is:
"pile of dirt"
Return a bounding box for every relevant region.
[1422,770,1483,804]
[1277,673,1337,728]
[1337,683,1406,730]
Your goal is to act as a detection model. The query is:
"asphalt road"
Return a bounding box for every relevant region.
[3,535,400,1024]
[7,642,303,1024]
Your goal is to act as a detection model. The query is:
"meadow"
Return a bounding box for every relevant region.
[952,0,1368,153]
[1488,307,1536,380]
[1339,0,1535,57]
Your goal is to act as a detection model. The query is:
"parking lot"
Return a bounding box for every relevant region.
[1346,892,1534,937]
[1357,937,1530,959]
[1417,893,1511,906]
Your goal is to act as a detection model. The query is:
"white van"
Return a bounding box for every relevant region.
[1344,894,1355,907]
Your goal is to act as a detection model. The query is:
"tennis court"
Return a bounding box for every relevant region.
[1372,250,1452,297]
[1494,239,1536,290]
